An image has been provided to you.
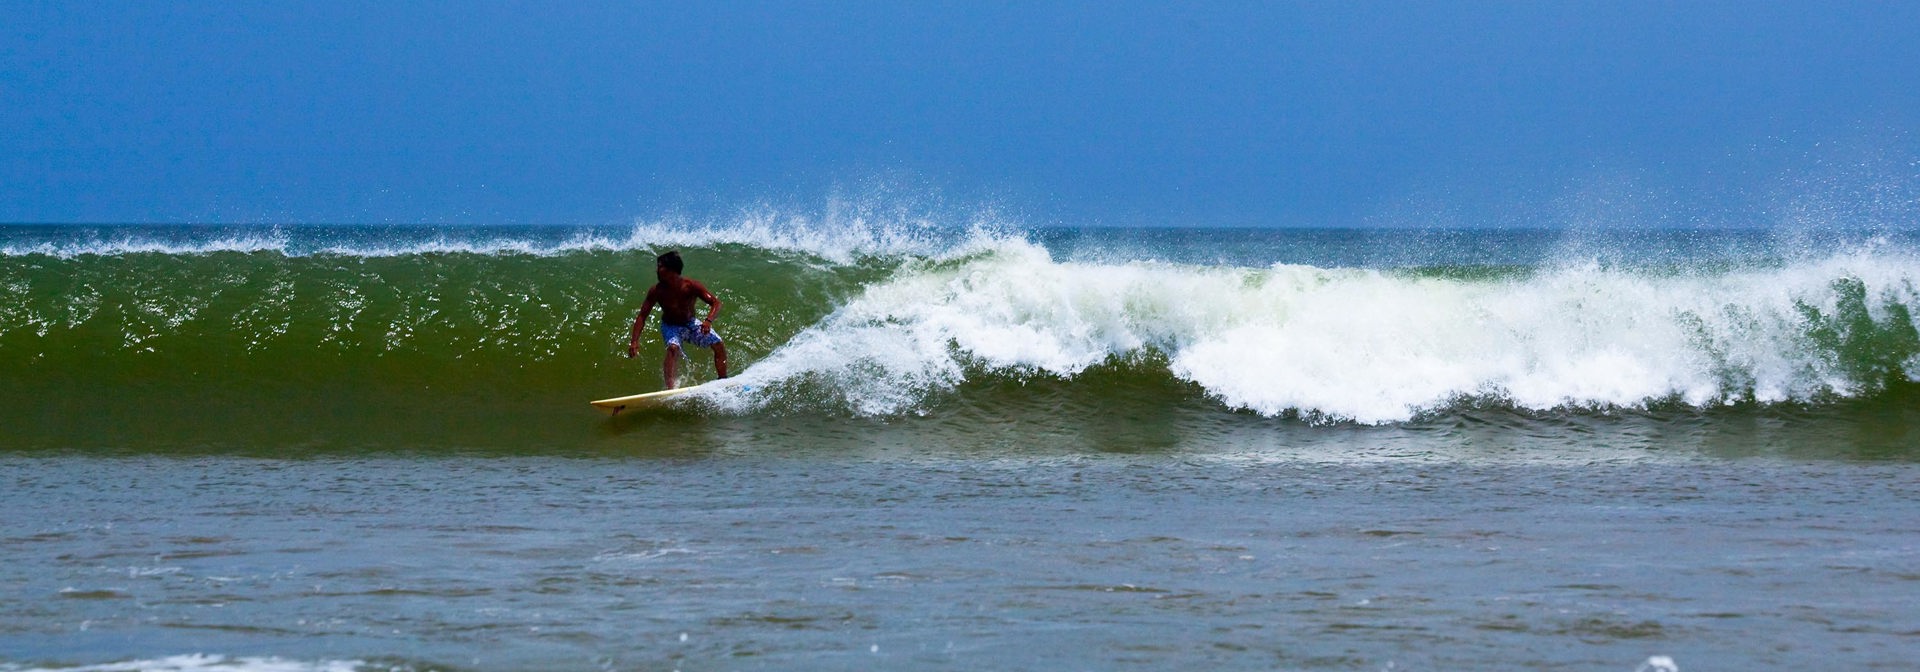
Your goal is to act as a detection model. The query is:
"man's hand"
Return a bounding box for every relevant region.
[699,318,713,336]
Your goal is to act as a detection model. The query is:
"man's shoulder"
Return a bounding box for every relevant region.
[650,278,699,298]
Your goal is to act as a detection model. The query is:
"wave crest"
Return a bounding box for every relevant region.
[719,245,1920,423]
[0,201,1024,262]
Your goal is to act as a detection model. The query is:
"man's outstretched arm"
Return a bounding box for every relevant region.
[627,297,655,358]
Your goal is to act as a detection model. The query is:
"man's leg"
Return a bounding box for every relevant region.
[663,344,682,389]
[712,342,729,379]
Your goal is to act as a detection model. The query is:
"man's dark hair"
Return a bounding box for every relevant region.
[656,250,684,273]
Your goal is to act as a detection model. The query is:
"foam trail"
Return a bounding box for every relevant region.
[718,241,1920,423]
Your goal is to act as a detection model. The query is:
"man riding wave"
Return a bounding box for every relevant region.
[628,250,729,389]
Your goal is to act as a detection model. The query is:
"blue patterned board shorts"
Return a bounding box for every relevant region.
[660,320,723,351]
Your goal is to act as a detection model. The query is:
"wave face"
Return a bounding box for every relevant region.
[3,222,1918,450]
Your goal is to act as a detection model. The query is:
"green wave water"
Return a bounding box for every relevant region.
[0,245,882,450]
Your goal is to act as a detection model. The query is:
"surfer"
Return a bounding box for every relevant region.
[628,250,729,389]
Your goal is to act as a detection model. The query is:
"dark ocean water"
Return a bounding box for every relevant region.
[3,222,1918,671]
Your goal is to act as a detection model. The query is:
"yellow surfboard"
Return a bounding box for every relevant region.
[590,377,743,415]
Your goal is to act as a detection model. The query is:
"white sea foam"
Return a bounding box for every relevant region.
[616,205,1014,263]
[0,655,366,672]
[0,200,1016,261]
[0,221,994,260]
[1636,656,1680,672]
[713,239,1920,423]
[0,231,294,258]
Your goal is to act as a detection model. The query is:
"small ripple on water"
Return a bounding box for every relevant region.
[55,588,129,600]
[0,655,370,672]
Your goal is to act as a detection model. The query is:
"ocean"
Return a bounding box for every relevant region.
[2,221,1918,670]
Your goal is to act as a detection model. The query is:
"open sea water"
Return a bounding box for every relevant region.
[3,219,1918,670]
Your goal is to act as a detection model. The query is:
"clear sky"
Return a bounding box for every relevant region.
[4,1,1918,226]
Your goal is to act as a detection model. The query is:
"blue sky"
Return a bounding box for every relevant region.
[4,1,1918,226]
